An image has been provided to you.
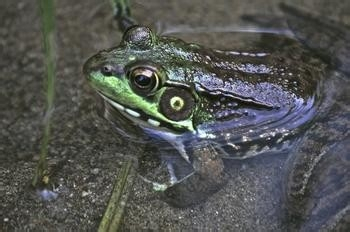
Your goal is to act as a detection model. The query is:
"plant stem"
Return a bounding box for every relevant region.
[32,0,56,187]
[98,159,136,232]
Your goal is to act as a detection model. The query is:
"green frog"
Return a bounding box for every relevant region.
[83,1,350,230]
[83,8,322,202]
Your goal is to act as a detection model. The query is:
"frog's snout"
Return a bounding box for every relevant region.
[83,51,125,79]
[83,51,107,76]
[83,55,97,77]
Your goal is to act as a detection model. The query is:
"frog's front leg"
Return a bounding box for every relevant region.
[162,142,228,207]
[111,0,137,31]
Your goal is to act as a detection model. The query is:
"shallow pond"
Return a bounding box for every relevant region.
[1,0,349,230]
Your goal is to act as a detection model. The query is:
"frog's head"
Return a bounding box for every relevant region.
[83,26,206,133]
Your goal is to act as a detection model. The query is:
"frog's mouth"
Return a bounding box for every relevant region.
[98,92,185,133]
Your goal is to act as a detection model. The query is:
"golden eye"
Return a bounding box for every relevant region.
[129,67,159,95]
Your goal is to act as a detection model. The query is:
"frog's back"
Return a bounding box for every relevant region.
[171,34,325,159]
[84,26,325,159]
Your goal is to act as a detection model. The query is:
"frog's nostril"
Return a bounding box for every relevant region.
[101,65,114,76]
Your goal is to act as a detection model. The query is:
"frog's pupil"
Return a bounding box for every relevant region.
[135,74,151,87]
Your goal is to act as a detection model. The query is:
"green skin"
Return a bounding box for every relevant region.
[83,26,319,136]
[84,0,350,228]
[83,24,322,207]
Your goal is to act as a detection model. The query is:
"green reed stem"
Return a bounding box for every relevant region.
[32,0,56,187]
[98,159,136,232]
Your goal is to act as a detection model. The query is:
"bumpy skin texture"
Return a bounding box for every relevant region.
[83,2,349,228]
[83,25,321,134]
[83,23,324,207]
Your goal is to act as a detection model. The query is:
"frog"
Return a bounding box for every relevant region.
[83,0,327,207]
[83,1,350,229]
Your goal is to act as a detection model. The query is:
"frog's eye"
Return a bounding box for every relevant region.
[160,87,195,121]
[123,26,154,49]
[128,67,159,95]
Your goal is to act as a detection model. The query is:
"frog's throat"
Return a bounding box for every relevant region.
[98,93,194,133]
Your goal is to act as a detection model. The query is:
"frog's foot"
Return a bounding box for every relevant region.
[162,142,228,207]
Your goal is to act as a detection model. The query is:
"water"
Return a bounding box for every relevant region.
[1,0,349,231]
